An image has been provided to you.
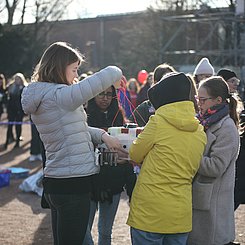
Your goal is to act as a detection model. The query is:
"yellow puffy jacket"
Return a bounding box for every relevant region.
[127,101,206,233]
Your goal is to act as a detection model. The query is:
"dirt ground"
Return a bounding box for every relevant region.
[0,114,244,245]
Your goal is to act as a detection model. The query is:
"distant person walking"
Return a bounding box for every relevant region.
[5,73,28,149]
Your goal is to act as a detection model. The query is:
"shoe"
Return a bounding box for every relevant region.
[8,137,15,143]
[225,242,240,245]
[14,141,20,148]
[29,154,42,162]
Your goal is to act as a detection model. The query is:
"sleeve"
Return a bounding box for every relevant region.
[198,122,239,178]
[55,66,122,111]
[129,115,156,163]
[88,126,106,145]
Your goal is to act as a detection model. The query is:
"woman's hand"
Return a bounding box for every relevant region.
[114,75,127,89]
[102,132,128,154]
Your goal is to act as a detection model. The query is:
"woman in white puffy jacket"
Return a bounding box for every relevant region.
[21,41,126,245]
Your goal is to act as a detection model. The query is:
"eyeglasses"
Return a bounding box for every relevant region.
[97,92,113,99]
[195,96,213,104]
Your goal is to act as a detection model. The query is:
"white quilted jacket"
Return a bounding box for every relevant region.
[21,66,122,178]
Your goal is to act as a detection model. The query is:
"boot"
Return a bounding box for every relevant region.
[14,141,20,148]
[4,141,8,150]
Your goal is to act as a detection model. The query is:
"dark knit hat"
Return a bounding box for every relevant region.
[148,72,191,109]
[217,68,237,81]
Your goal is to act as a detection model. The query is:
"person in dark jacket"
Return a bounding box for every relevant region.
[217,68,245,211]
[0,73,7,120]
[83,85,137,245]
[136,72,153,106]
[4,73,28,149]
[129,63,176,126]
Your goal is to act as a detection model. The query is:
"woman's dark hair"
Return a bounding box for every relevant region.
[186,74,198,113]
[153,63,176,84]
[86,86,126,128]
[199,76,239,127]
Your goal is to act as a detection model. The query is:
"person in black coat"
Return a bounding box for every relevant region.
[129,63,176,126]
[234,113,245,210]
[0,73,7,120]
[83,85,136,245]
[4,73,28,149]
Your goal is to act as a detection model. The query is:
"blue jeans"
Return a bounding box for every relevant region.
[130,227,189,245]
[45,193,90,245]
[83,193,121,245]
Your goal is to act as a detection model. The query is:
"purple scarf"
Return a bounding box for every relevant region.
[197,103,229,131]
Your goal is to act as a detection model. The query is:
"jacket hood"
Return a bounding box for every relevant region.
[156,101,200,132]
[21,82,63,114]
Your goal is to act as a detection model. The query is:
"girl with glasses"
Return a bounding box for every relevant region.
[84,85,136,245]
[188,76,240,245]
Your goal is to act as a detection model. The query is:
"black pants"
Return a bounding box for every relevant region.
[30,123,42,155]
[5,111,24,144]
[45,193,90,245]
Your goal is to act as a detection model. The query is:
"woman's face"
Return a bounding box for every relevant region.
[226,76,240,93]
[65,61,79,85]
[95,87,113,112]
[128,82,136,91]
[15,76,22,85]
[196,74,212,84]
[197,86,221,115]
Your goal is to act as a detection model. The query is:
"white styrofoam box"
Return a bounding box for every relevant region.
[108,126,143,151]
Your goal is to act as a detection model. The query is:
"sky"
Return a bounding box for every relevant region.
[65,0,229,19]
[1,0,154,24]
[70,0,154,18]
[1,0,230,24]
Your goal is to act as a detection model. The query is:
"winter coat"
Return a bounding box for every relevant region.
[188,115,240,245]
[21,66,122,178]
[7,83,25,118]
[129,100,155,126]
[0,87,7,116]
[127,101,206,233]
[136,82,151,106]
[87,96,136,202]
[235,131,245,205]
[235,111,245,206]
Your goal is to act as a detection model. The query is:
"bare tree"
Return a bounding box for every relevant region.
[20,0,27,24]
[2,0,74,25]
[5,0,20,25]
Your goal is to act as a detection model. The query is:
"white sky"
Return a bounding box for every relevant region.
[65,0,229,19]
[71,0,154,17]
[1,0,230,24]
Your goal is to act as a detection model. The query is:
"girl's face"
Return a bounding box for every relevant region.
[197,86,221,115]
[226,76,240,93]
[95,87,113,112]
[128,82,136,91]
[196,74,212,83]
[65,61,79,85]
